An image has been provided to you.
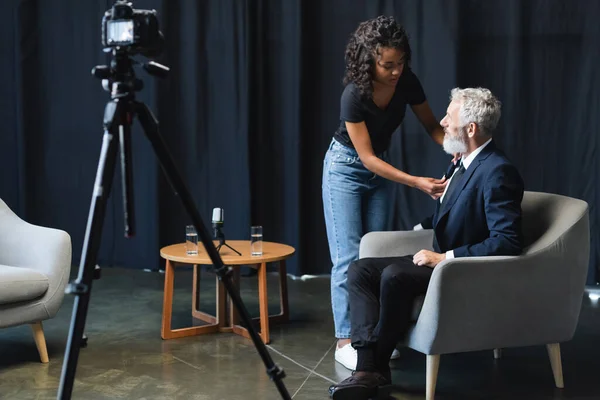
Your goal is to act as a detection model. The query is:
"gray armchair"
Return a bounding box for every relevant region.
[0,198,72,363]
[359,191,590,399]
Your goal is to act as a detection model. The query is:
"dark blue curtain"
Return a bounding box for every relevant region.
[1,0,598,281]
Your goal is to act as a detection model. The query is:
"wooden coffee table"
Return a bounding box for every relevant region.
[160,240,295,344]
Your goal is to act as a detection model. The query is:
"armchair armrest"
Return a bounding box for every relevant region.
[408,248,588,355]
[359,230,434,259]
[0,205,72,318]
[0,219,71,278]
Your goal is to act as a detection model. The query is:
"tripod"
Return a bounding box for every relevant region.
[57,51,290,399]
[214,223,242,255]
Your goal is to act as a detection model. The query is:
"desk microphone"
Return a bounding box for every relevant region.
[212,207,224,237]
[211,207,241,255]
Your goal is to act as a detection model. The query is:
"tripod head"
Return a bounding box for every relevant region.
[92,52,169,100]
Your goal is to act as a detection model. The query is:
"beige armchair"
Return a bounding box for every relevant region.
[0,198,72,362]
[359,191,590,399]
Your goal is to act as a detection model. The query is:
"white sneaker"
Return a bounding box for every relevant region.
[335,343,357,370]
[335,344,401,370]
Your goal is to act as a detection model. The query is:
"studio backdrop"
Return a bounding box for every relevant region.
[1,0,598,281]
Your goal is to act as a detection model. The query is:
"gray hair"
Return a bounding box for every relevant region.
[450,87,501,137]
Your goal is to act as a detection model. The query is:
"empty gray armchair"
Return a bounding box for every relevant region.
[359,191,590,399]
[0,198,72,363]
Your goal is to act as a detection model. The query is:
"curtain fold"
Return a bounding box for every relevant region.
[1,0,598,281]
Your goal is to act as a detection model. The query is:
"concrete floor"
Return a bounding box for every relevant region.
[1,266,600,399]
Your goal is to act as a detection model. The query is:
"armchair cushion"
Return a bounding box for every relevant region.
[0,265,49,305]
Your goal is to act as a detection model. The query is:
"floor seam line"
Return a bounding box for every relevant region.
[172,355,204,372]
[290,341,337,398]
[267,340,338,386]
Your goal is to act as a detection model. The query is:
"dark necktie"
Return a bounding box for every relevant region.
[442,161,465,204]
[443,160,458,180]
[433,159,465,251]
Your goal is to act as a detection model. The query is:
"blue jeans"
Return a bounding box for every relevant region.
[322,138,391,338]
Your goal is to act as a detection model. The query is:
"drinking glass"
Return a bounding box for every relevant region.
[250,226,263,256]
[186,225,198,255]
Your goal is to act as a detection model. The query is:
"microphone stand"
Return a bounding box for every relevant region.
[213,222,241,255]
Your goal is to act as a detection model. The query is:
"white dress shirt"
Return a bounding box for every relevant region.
[413,138,493,260]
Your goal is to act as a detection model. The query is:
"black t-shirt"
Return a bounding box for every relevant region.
[334,68,427,154]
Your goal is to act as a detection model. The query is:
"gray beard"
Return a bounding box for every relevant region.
[443,134,468,155]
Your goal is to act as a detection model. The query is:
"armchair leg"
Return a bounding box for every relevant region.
[30,322,49,363]
[546,343,564,388]
[493,348,502,359]
[426,354,440,400]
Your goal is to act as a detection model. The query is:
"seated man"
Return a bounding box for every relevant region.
[330,87,524,399]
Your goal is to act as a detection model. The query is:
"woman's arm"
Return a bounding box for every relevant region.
[346,121,446,199]
[411,101,444,145]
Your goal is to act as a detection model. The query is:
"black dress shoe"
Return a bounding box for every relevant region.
[329,371,389,400]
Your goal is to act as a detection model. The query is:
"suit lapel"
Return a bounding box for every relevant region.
[433,197,441,227]
[434,141,496,228]
[439,161,480,215]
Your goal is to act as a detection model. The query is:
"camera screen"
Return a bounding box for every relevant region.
[107,20,134,45]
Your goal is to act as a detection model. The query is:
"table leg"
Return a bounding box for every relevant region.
[161,260,220,340]
[229,260,290,344]
[231,264,264,342]
[192,265,218,325]
[161,259,175,339]
[216,275,228,331]
[277,260,289,322]
[229,267,241,327]
[258,261,270,344]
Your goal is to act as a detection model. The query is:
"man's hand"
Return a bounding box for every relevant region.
[413,249,446,268]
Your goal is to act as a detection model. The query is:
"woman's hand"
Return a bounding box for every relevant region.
[452,153,461,164]
[414,176,447,200]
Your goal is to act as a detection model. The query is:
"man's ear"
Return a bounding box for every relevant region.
[467,122,477,138]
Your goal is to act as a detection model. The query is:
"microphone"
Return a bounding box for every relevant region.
[211,207,241,255]
[212,207,224,238]
[212,207,224,224]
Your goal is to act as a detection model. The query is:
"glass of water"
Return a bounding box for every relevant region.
[251,226,263,256]
[186,225,198,255]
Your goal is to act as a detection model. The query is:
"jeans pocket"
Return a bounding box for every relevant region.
[331,153,356,166]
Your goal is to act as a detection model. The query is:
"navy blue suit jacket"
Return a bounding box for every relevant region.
[432,140,524,257]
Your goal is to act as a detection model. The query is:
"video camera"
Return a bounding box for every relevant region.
[101,1,164,57]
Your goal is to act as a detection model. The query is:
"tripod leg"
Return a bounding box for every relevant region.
[223,243,242,256]
[134,102,290,400]
[58,125,121,399]
[119,123,136,237]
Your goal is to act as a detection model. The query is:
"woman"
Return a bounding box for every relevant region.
[322,15,448,370]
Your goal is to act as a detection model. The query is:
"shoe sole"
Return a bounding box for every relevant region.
[335,356,398,370]
[331,385,377,400]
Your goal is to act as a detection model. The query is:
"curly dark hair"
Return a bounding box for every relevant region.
[343,16,412,98]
